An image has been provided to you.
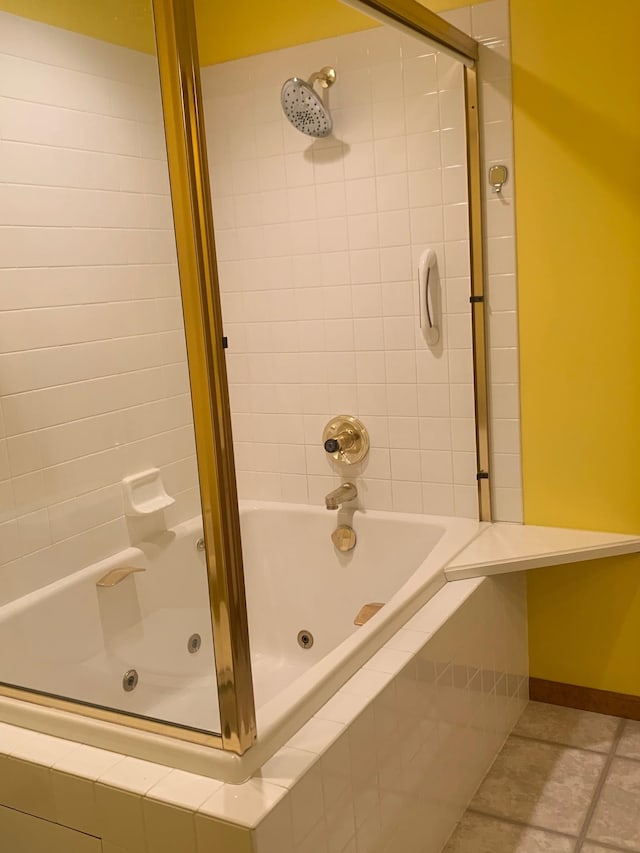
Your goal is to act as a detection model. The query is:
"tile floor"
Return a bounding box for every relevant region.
[444,701,640,852]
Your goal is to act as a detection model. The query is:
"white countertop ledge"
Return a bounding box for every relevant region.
[444,523,640,580]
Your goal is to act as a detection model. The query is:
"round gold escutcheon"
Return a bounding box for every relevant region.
[331,525,357,552]
[322,415,370,465]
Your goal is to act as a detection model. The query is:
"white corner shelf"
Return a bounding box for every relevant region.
[445,522,640,580]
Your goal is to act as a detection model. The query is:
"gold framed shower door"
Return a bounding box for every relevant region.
[149,0,493,757]
[0,0,491,756]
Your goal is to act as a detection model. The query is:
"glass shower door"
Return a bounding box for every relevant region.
[0,0,230,742]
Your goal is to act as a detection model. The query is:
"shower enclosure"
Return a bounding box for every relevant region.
[0,0,491,767]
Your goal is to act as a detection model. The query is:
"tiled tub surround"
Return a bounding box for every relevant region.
[0,574,528,852]
[204,0,521,523]
[0,13,199,603]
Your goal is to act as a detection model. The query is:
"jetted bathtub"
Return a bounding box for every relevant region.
[0,501,483,781]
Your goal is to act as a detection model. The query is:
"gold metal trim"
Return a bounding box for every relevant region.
[342,0,478,63]
[331,525,358,552]
[322,415,370,466]
[151,0,256,753]
[464,65,492,522]
[308,66,337,89]
[325,482,358,511]
[0,683,223,748]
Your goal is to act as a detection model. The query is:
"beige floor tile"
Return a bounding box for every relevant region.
[444,812,575,852]
[616,721,640,760]
[582,844,628,852]
[587,757,640,851]
[471,736,605,835]
[514,702,619,753]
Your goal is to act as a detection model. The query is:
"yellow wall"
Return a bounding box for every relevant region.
[527,555,640,694]
[0,0,156,53]
[194,0,486,64]
[511,0,640,694]
[0,1,484,65]
[0,0,377,64]
[195,1,377,65]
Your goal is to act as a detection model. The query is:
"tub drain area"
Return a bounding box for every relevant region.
[297,630,314,649]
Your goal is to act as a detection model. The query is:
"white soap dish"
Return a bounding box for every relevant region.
[123,468,175,517]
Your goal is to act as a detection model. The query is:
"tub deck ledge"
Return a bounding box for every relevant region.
[445,522,640,580]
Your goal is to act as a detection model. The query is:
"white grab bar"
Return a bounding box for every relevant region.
[418,248,440,345]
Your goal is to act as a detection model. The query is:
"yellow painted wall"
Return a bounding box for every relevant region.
[0,0,377,64]
[0,0,155,53]
[195,1,376,66]
[511,0,640,695]
[527,555,640,694]
[194,0,485,64]
[0,1,484,65]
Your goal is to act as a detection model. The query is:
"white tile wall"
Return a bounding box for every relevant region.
[0,13,200,601]
[0,2,521,607]
[205,0,522,523]
[203,26,479,519]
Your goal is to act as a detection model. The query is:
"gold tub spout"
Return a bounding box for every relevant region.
[96,567,146,588]
[325,482,357,510]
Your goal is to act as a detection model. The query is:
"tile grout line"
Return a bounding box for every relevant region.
[467,715,635,847]
[577,841,635,852]
[465,806,578,841]
[509,730,623,758]
[574,717,626,852]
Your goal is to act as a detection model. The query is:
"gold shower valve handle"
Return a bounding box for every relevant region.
[322,415,370,465]
[324,430,356,454]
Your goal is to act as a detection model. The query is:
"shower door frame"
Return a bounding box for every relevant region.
[0,0,491,758]
[152,0,256,756]
[148,0,493,754]
[150,0,492,754]
[343,0,492,521]
[0,0,255,758]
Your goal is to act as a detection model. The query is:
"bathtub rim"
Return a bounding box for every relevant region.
[0,502,487,782]
[243,502,485,738]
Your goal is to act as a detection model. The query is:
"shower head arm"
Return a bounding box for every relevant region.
[307,66,336,89]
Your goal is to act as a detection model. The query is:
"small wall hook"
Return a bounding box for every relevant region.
[489,164,508,194]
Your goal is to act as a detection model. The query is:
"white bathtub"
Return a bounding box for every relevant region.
[0,501,483,781]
